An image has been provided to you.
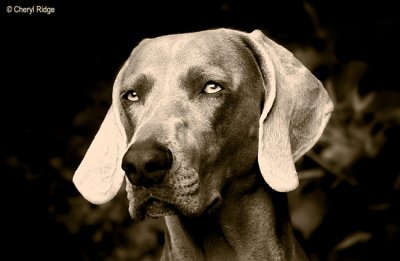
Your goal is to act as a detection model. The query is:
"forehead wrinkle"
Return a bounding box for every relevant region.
[186,65,230,80]
[121,73,155,91]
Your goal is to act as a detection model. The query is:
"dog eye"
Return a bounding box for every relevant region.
[203,82,223,94]
[123,90,139,102]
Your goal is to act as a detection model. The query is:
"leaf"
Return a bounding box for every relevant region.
[334,231,372,251]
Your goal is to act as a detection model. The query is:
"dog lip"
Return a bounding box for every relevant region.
[205,195,222,214]
[129,187,178,219]
[127,181,200,219]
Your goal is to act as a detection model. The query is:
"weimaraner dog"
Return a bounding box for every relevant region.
[73,28,333,260]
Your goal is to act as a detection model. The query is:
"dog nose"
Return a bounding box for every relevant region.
[122,140,173,187]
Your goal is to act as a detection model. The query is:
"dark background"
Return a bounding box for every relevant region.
[2,0,399,260]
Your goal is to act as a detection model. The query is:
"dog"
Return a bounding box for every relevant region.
[73,28,333,260]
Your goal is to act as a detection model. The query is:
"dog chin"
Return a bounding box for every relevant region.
[130,198,177,220]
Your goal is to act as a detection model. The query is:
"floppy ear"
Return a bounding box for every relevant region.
[246,30,333,192]
[73,106,127,204]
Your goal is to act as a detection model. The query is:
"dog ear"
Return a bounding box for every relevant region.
[246,30,333,192]
[73,106,127,204]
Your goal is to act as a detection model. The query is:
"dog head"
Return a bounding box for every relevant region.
[73,29,333,220]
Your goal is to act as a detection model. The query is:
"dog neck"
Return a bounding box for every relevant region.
[161,167,307,261]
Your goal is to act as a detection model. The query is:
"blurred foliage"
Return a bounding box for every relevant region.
[2,0,399,260]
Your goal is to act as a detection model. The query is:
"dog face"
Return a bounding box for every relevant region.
[117,32,264,219]
[73,29,333,220]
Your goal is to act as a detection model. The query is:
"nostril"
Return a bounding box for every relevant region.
[121,157,136,174]
[145,161,165,173]
[167,149,173,168]
[144,149,173,173]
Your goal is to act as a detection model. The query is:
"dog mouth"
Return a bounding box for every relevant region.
[131,195,221,221]
[127,167,202,220]
[130,194,178,220]
[125,178,177,220]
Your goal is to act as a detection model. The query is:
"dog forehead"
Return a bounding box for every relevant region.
[124,30,246,74]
